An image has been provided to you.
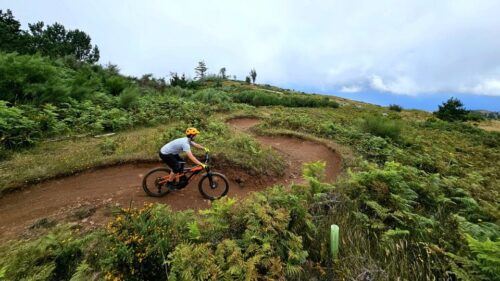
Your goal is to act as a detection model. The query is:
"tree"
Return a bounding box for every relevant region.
[195,61,208,79]
[105,63,120,75]
[170,72,188,88]
[0,9,28,53]
[0,10,100,63]
[26,22,100,63]
[250,68,257,84]
[66,30,100,63]
[245,76,251,84]
[219,67,227,79]
[388,104,402,112]
[434,97,469,121]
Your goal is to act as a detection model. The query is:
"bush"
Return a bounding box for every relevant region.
[118,86,140,109]
[466,235,500,280]
[388,104,402,112]
[191,88,231,105]
[99,137,118,155]
[466,111,485,122]
[104,75,129,96]
[0,226,92,281]
[0,101,39,149]
[232,90,338,108]
[0,52,72,104]
[434,97,469,122]
[361,115,402,141]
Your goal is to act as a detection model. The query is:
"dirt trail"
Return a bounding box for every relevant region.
[227,118,341,183]
[0,118,341,242]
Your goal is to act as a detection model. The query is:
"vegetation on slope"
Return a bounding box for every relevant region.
[0,9,499,281]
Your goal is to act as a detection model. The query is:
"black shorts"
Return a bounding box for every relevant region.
[159,152,184,173]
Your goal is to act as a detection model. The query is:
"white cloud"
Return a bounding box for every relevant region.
[461,78,500,96]
[3,0,500,96]
[370,76,390,92]
[369,75,420,96]
[340,85,362,93]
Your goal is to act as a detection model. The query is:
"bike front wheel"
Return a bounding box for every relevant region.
[142,167,171,197]
[198,172,229,200]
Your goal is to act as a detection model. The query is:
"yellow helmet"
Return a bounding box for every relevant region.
[185,127,199,136]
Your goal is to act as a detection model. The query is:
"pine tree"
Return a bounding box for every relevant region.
[195,60,208,80]
[434,97,469,121]
[219,67,227,79]
[250,68,257,84]
[0,9,28,53]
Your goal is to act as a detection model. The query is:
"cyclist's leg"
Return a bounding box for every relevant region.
[171,154,183,178]
[159,153,182,181]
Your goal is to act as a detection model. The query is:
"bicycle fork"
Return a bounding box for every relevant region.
[206,172,217,189]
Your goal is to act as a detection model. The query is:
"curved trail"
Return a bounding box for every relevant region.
[0,118,341,241]
[227,118,341,183]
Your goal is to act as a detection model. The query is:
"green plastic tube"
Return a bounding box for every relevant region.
[330,224,339,259]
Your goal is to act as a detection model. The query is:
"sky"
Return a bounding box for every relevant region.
[2,0,500,111]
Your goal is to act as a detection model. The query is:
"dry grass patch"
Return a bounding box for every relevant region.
[477,120,500,132]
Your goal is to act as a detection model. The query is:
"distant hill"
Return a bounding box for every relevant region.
[471,109,500,119]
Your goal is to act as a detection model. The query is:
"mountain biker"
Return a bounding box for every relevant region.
[159,127,209,185]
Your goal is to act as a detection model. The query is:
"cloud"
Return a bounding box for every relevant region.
[370,76,389,92]
[3,0,500,97]
[340,85,362,93]
[369,75,419,96]
[461,78,500,96]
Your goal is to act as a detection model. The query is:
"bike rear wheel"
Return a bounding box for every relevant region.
[198,172,229,200]
[142,167,171,197]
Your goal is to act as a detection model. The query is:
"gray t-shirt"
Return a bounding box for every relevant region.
[160,137,192,155]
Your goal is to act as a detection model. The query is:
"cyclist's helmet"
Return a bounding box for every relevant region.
[185,127,199,136]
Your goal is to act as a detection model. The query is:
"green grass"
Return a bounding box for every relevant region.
[361,115,403,141]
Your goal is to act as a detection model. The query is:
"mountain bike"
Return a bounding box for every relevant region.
[142,153,229,200]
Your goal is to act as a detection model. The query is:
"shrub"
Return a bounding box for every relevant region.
[101,108,133,131]
[0,101,39,148]
[361,115,402,141]
[343,161,456,241]
[434,97,469,122]
[191,88,231,105]
[103,204,194,280]
[466,111,485,122]
[388,104,402,112]
[99,137,118,155]
[466,235,500,280]
[118,86,140,109]
[0,226,93,281]
[232,90,338,108]
[0,52,72,104]
[103,75,129,96]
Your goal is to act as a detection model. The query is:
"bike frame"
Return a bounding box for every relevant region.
[157,153,211,185]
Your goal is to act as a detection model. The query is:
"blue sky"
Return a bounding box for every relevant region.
[2,0,500,111]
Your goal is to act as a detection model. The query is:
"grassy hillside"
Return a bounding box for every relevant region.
[1,72,499,279]
[0,13,499,280]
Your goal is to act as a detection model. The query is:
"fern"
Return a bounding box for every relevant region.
[456,215,500,240]
[69,262,93,281]
[466,235,500,280]
[381,228,410,241]
[188,221,201,240]
[365,200,390,220]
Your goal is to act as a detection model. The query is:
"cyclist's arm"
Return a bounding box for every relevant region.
[190,141,205,150]
[185,151,203,166]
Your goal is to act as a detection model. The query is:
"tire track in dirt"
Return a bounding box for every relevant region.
[0,118,341,242]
